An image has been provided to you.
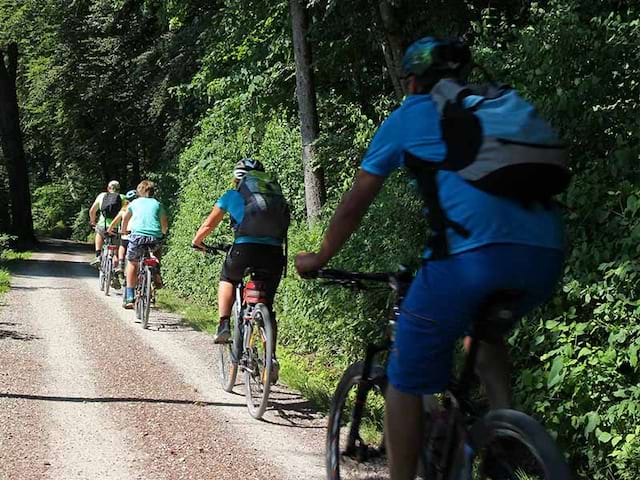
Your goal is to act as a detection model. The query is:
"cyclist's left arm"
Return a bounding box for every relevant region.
[107,211,123,233]
[160,206,169,236]
[121,208,133,234]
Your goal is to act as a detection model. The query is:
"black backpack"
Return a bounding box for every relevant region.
[100,192,122,219]
[234,171,290,242]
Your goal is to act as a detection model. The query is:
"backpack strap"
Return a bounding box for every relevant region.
[430,78,474,111]
[405,154,470,259]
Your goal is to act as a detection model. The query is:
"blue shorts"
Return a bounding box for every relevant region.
[387,243,564,395]
[126,234,162,262]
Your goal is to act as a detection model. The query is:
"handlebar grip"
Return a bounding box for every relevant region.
[298,270,319,280]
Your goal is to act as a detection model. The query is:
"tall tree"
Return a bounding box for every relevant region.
[0,43,34,243]
[377,0,406,100]
[289,0,325,222]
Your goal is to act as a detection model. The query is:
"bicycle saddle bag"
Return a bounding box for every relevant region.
[244,280,268,305]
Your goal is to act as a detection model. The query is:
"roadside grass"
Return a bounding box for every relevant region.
[0,249,31,299]
[155,288,342,412]
[0,250,31,261]
[0,269,10,295]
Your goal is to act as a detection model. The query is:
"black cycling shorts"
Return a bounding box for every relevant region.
[220,243,285,305]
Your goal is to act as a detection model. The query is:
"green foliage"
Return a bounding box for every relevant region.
[70,207,93,242]
[31,183,77,238]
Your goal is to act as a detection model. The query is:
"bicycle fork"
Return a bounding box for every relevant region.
[345,341,389,460]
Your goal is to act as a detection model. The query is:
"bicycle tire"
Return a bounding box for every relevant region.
[141,267,152,329]
[466,409,572,480]
[326,361,388,480]
[104,256,112,296]
[217,306,239,392]
[135,270,144,320]
[98,254,106,291]
[244,304,273,419]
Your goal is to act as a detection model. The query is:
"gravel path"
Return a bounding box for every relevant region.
[0,240,325,479]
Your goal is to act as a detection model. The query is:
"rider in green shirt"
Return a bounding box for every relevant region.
[89,180,126,267]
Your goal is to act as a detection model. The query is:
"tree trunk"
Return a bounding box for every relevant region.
[0,43,35,243]
[289,0,326,223]
[377,0,406,101]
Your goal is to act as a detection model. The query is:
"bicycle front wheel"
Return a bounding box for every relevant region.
[326,361,388,480]
[467,409,572,480]
[244,304,273,420]
[141,267,152,329]
[217,306,239,392]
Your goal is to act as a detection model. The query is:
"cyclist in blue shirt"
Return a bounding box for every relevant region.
[296,37,565,479]
[192,158,288,381]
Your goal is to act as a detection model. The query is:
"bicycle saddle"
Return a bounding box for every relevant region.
[243,267,272,279]
[473,289,525,342]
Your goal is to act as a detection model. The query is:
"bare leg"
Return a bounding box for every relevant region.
[218,281,234,318]
[385,385,423,480]
[127,260,139,289]
[476,339,511,410]
[464,336,511,409]
[117,245,126,271]
[95,231,104,252]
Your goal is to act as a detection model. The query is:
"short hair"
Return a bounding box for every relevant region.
[108,180,120,192]
[136,180,155,198]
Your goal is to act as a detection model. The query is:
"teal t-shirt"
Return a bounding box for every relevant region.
[127,197,166,238]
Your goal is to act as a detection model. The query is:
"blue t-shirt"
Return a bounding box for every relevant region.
[360,94,565,258]
[216,190,282,246]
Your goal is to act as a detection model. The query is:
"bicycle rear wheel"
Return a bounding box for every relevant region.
[467,409,572,480]
[244,304,273,419]
[104,256,112,296]
[217,306,239,392]
[98,255,106,291]
[141,267,152,329]
[326,361,388,480]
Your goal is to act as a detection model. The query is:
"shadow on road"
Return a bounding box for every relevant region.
[0,392,245,408]
[265,389,325,429]
[147,314,198,332]
[10,259,95,279]
[0,322,40,341]
[34,238,93,255]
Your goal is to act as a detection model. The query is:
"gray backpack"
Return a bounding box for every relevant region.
[234,171,290,242]
[405,79,570,258]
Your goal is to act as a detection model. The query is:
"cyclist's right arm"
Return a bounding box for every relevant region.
[192,205,225,250]
[89,194,101,226]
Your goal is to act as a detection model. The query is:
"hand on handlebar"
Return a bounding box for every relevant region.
[191,242,206,253]
[295,252,326,276]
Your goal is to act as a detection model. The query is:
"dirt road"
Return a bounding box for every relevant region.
[0,240,325,479]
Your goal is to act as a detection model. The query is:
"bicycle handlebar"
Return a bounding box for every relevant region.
[191,242,232,255]
[301,267,413,291]
[308,269,391,283]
